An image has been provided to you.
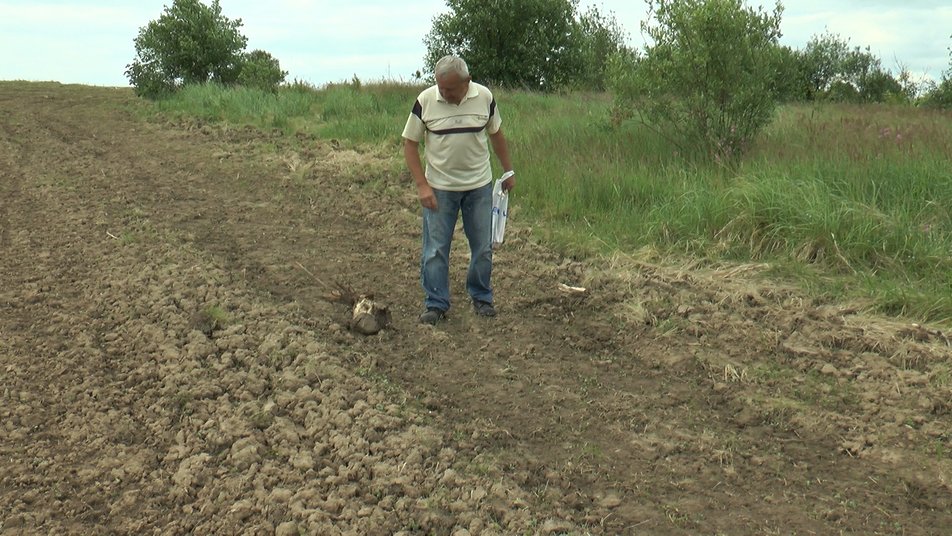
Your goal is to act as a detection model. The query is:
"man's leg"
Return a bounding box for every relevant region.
[461,182,494,307]
[421,188,461,312]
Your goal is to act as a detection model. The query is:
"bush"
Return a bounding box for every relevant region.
[237,50,287,92]
[124,61,176,99]
[799,31,850,99]
[609,0,783,161]
[923,35,952,108]
[858,69,903,103]
[826,80,860,103]
[921,78,952,109]
[769,45,811,102]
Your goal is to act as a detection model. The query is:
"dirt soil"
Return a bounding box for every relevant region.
[1,82,951,535]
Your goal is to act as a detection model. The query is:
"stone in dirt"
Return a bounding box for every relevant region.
[542,519,575,534]
[350,296,391,335]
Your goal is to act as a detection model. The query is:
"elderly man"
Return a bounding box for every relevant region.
[402,55,515,325]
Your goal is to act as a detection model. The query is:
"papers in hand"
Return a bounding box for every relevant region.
[491,171,514,249]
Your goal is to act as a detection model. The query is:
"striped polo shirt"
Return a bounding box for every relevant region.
[402,81,502,191]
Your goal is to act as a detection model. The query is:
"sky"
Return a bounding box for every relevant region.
[0,1,949,88]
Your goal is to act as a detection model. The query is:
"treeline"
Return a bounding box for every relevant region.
[772,32,950,106]
[126,0,952,105]
[424,0,951,105]
[126,0,952,152]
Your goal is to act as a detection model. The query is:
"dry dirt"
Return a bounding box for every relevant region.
[1,82,951,535]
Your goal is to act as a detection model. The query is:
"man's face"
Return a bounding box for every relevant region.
[436,72,470,105]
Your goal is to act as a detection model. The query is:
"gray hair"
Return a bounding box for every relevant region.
[434,55,470,80]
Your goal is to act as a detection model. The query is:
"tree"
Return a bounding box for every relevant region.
[921,78,952,108]
[857,68,902,103]
[570,5,631,91]
[891,64,924,103]
[797,32,904,103]
[769,44,811,102]
[609,0,783,161]
[126,0,284,98]
[799,31,850,99]
[922,34,952,108]
[423,0,582,91]
[839,45,894,102]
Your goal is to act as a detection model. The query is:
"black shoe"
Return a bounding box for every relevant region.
[472,300,496,317]
[419,308,446,325]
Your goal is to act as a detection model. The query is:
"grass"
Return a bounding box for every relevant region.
[204,305,230,327]
[152,82,318,132]
[152,82,952,324]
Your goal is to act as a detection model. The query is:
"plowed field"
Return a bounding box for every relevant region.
[1,82,950,535]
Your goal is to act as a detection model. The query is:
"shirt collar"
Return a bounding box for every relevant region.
[436,82,479,104]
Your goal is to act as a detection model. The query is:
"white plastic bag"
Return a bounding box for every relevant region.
[491,171,514,249]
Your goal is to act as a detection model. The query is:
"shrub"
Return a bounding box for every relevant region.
[609,0,783,161]
[921,78,952,109]
[124,60,176,99]
[237,50,287,92]
[922,35,952,108]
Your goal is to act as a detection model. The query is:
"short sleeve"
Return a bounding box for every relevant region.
[401,99,425,142]
[486,99,502,135]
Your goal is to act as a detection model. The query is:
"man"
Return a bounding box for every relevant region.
[402,55,515,325]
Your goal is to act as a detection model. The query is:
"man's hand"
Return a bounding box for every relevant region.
[501,173,515,193]
[405,139,437,209]
[418,183,438,210]
[489,129,514,193]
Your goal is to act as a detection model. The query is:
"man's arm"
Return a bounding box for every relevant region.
[489,128,515,192]
[404,138,437,210]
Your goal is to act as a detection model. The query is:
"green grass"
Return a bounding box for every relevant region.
[153,82,318,132]
[153,82,952,324]
[204,305,230,326]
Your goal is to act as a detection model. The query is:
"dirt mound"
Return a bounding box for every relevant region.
[1,83,950,535]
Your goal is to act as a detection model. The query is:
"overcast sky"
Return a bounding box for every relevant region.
[0,1,949,87]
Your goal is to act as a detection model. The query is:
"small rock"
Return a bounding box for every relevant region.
[819,363,839,376]
[350,297,391,335]
[542,519,574,534]
[275,521,298,536]
[440,469,458,486]
[468,518,484,534]
[470,486,487,501]
[290,451,315,471]
[229,499,254,521]
[598,493,623,509]
[230,438,261,470]
[270,488,294,505]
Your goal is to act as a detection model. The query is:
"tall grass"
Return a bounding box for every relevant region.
[153,83,319,131]
[155,83,952,323]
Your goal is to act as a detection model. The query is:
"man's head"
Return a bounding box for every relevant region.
[434,55,471,105]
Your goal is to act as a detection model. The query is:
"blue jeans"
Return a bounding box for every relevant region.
[421,182,493,311]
